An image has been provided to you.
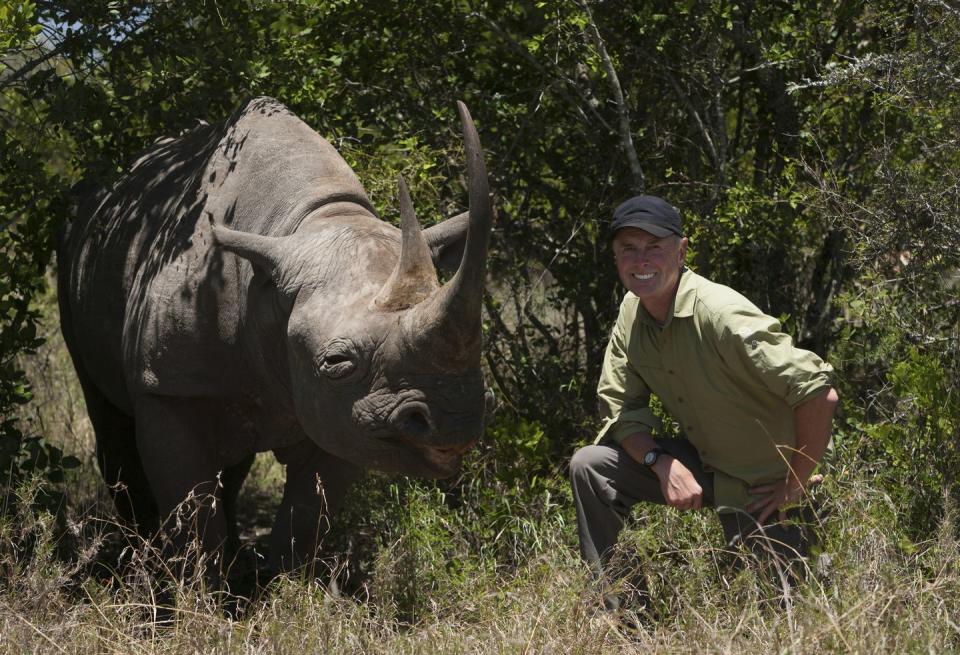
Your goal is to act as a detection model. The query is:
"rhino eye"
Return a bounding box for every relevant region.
[318,341,358,380]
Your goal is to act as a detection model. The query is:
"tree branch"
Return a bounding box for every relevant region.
[576,0,645,193]
[0,40,68,90]
[663,68,721,173]
[467,9,615,135]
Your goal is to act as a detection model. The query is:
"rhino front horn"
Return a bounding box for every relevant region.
[411,102,492,352]
[373,175,440,312]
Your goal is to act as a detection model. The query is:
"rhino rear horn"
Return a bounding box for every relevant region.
[373,175,440,312]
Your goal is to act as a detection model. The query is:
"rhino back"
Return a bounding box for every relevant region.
[60,97,377,409]
[59,117,229,411]
[202,97,375,237]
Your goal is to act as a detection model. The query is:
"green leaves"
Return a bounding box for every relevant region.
[0,0,956,544]
[857,346,959,534]
[0,1,40,52]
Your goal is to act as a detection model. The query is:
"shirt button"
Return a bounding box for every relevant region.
[668,369,675,374]
[677,397,683,403]
[700,449,708,457]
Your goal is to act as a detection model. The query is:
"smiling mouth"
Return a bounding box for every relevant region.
[632,272,656,280]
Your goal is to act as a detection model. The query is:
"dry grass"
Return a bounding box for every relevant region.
[5,291,959,654]
[1,486,958,654]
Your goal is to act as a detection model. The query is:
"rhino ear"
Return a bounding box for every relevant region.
[210,221,295,293]
[424,211,468,273]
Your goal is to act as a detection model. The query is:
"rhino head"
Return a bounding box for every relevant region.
[211,103,491,478]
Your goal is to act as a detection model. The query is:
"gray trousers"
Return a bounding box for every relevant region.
[570,439,819,577]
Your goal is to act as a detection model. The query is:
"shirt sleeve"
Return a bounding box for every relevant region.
[595,299,662,443]
[715,304,833,408]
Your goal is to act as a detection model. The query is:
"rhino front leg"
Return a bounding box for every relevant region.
[134,395,229,577]
[221,453,255,558]
[269,440,360,576]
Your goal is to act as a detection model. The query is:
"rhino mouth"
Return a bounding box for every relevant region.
[413,439,476,471]
[382,433,477,477]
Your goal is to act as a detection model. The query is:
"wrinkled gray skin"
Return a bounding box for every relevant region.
[58,97,491,574]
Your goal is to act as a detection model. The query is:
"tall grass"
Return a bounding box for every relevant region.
[1,473,959,653]
[5,293,959,653]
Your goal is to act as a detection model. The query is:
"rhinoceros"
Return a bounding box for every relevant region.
[57,97,491,573]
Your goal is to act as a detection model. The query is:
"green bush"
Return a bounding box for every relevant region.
[860,348,959,534]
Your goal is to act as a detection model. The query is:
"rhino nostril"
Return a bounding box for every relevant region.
[405,411,430,434]
[393,403,434,440]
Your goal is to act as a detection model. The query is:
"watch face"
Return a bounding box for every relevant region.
[643,450,657,466]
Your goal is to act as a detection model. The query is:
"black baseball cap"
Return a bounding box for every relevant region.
[610,195,683,238]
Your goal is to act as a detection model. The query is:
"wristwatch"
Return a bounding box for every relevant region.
[643,447,667,467]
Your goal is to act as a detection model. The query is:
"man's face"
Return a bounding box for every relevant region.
[612,227,688,309]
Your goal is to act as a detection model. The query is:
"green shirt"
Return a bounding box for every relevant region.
[595,268,833,511]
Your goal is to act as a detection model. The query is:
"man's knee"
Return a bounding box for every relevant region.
[569,444,609,482]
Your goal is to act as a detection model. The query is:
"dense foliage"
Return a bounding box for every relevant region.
[1,0,957,559]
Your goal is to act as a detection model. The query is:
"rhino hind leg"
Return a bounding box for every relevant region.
[76,375,160,536]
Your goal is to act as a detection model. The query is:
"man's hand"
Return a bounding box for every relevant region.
[748,473,823,524]
[749,387,837,524]
[620,432,704,511]
[653,456,703,511]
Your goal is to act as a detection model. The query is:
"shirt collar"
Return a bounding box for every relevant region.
[672,268,697,318]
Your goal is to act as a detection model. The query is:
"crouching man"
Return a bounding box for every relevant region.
[570,195,838,608]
